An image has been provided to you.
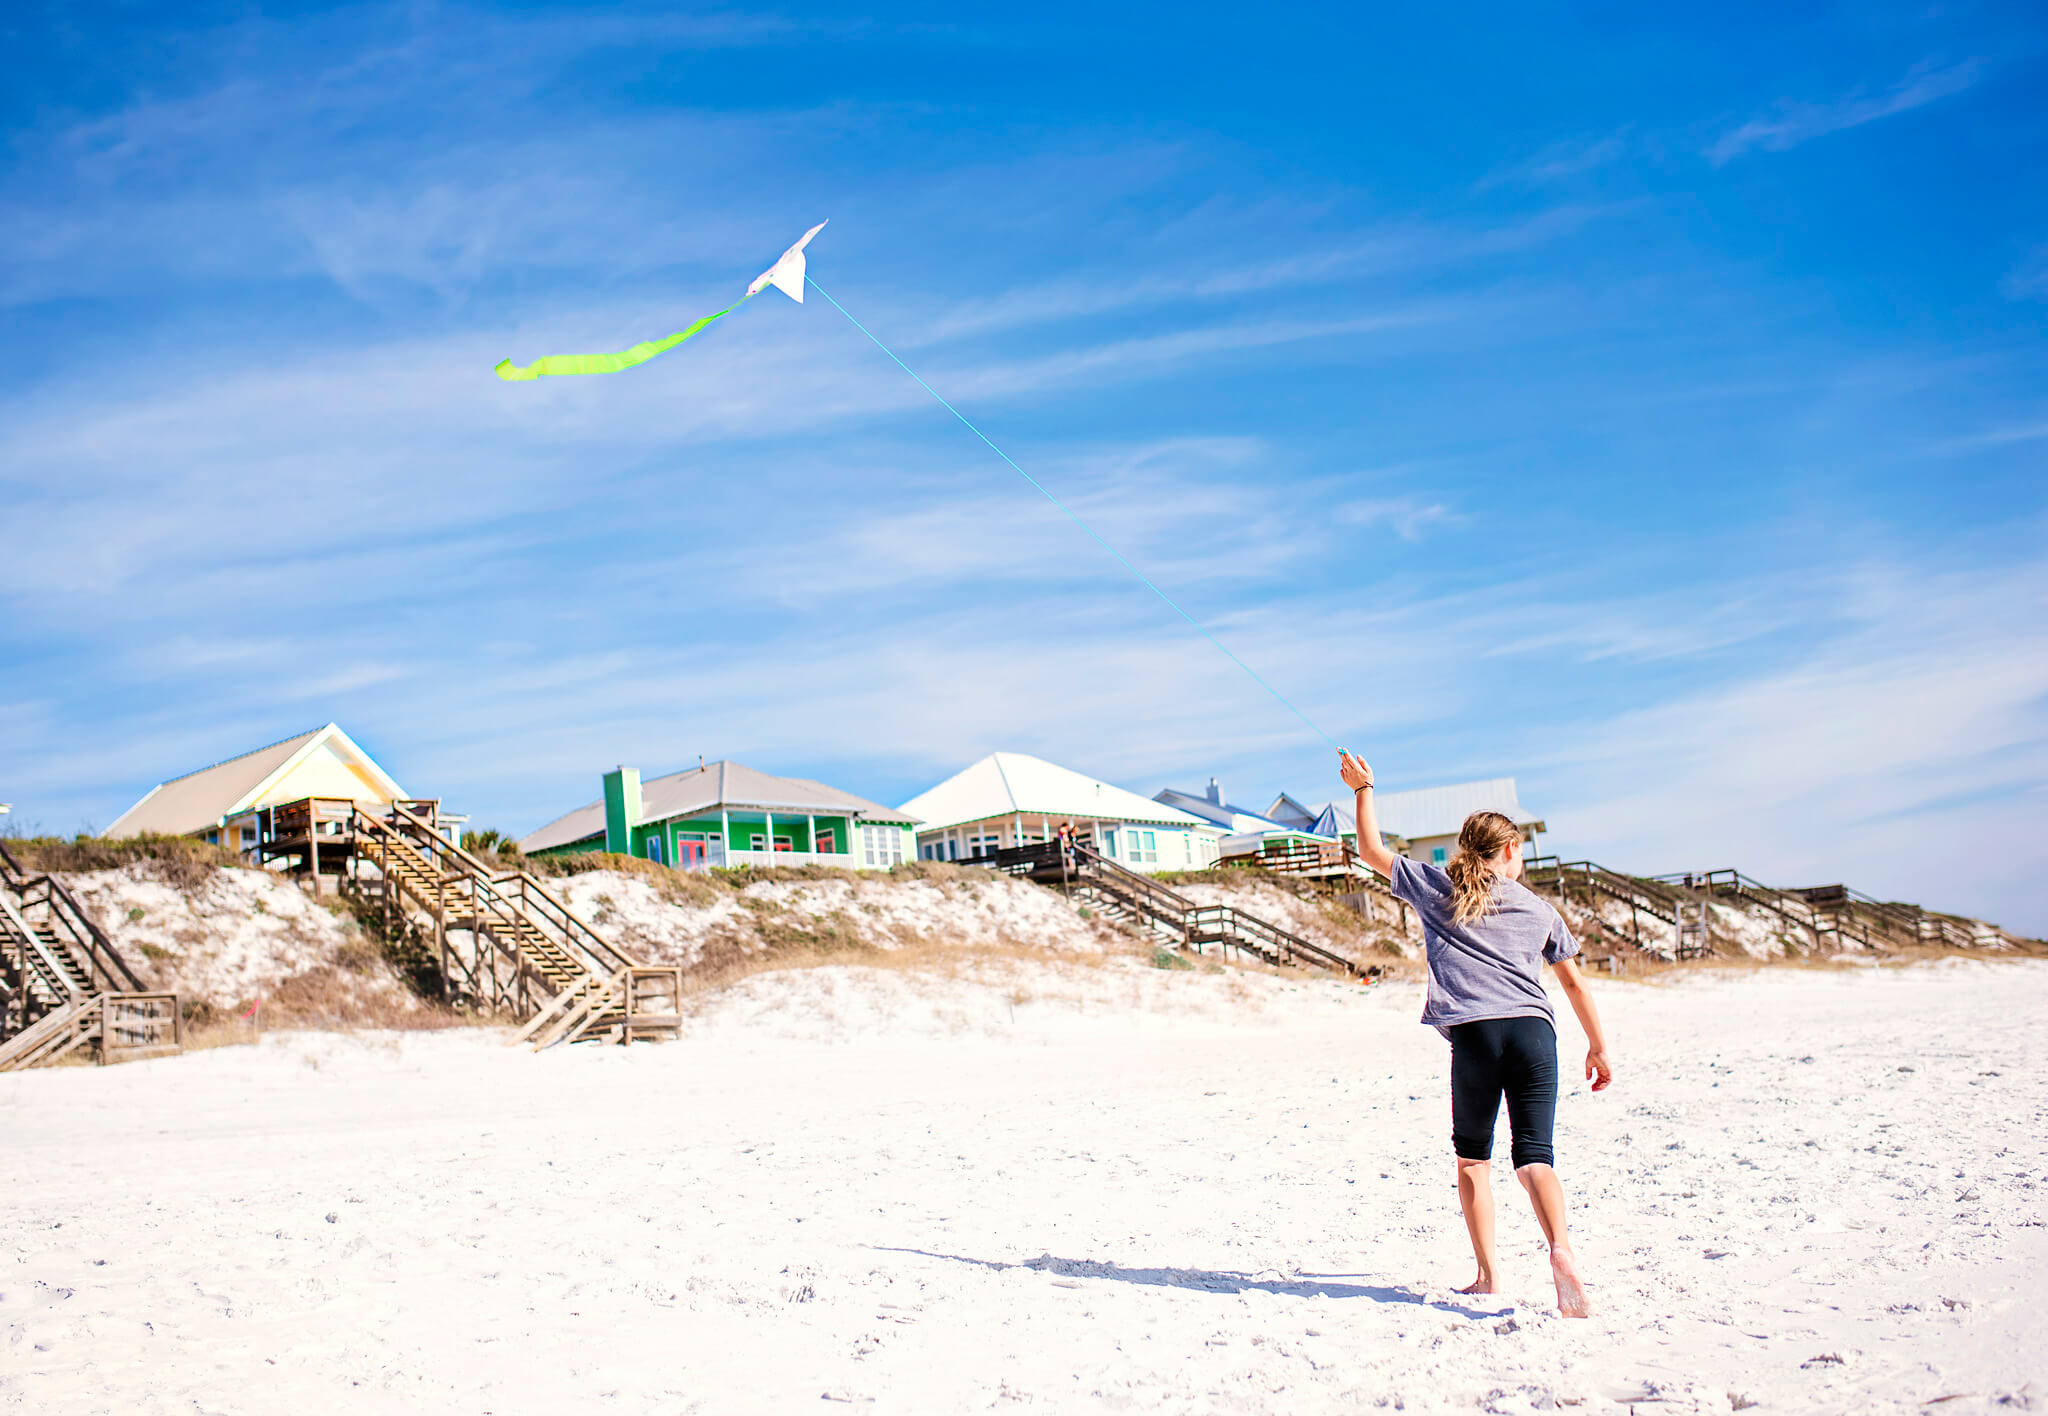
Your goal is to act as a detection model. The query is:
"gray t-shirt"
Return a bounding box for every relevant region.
[1388,856,1578,1029]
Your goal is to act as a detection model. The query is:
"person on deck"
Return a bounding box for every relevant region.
[1338,750,1613,1317]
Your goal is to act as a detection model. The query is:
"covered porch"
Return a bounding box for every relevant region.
[644,808,850,870]
[919,812,1112,862]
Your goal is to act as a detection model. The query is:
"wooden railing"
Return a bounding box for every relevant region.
[381,803,635,978]
[10,871,145,992]
[1649,868,1824,946]
[1186,905,1357,974]
[966,840,1360,978]
[1790,884,1947,949]
[331,800,674,1043]
[0,840,146,993]
[1,889,83,1007]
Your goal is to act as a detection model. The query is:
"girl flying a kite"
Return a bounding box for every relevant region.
[1338,750,1613,1317]
[495,226,1617,1319]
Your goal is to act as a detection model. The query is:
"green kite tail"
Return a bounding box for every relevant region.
[493,295,752,381]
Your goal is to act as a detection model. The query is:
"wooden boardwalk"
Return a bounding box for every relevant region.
[258,798,680,1049]
[967,840,1365,978]
[0,841,182,1071]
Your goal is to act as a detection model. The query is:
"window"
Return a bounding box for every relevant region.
[646,836,666,865]
[816,828,837,854]
[1109,829,1157,864]
[749,832,765,851]
[1431,846,1447,865]
[861,824,906,868]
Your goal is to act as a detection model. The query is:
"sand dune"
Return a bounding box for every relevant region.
[3,959,2042,1413]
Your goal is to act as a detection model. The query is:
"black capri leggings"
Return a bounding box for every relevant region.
[1448,1016,1558,1170]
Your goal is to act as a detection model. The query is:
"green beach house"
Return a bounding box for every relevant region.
[517,760,920,870]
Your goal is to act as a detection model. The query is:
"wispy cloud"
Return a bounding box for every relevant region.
[1535,554,2048,929]
[1336,496,1458,541]
[1475,133,1630,191]
[1706,59,1984,165]
[5,2,2044,940]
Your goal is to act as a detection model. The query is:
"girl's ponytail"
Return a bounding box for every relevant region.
[1445,810,1523,923]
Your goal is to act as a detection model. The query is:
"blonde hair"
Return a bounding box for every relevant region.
[1445,810,1523,924]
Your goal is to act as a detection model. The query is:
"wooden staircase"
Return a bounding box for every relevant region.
[1784,882,2012,951]
[1523,857,1706,959]
[970,841,1362,977]
[310,801,679,1049]
[0,841,182,1071]
[1222,837,1420,937]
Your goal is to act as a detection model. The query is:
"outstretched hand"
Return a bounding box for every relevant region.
[1585,1049,1614,1092]
[1338,751,1375,792]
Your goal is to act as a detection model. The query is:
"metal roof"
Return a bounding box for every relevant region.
[1153,786,1303,835]
[1264,792,1321,830]
[899,753,1216,835]
[519,760,918,853]
[105,724,407,838]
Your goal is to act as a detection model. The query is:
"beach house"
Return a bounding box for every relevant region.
[1153,778,1335,859]
[900,752,1224,873]
[518,761,920,870]
[1269,777,1545,866]
[105,723,428,855]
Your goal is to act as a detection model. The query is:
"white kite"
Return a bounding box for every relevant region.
[495,220,827,380]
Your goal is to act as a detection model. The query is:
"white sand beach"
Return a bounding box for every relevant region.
[4,958,2043,1414]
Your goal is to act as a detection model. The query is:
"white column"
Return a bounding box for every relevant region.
[764,810,774,856]
[720,807,730,863]
[806,814,816,860]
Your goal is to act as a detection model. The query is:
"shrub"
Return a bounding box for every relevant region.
[8,833,241,890]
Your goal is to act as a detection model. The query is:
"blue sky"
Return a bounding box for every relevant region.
[4,2,2045,932]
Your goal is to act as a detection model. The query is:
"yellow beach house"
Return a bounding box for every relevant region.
[104,723,437,856]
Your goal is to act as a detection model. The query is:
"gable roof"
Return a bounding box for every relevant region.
[105,724,407,838]
[519,760,918,854]
[899,753,1215,834]
[1265,792,1321,830]
[1301,777,1542,842]
[1153,786,1303,835]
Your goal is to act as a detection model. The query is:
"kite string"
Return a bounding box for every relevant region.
[805,275,1342,756]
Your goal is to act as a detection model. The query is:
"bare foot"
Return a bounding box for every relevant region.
[1550,1247,1591,1317]
[1455,1272,1495,1295]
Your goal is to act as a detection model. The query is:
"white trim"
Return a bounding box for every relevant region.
[103,783,165,839]
[222,722,409,820]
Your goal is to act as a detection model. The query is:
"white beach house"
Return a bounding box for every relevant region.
[900,752,1224,873]
[1154,779,1335,860]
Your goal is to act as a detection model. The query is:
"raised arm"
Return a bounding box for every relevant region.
[1550,957,1613,1091]
[1338,751,1398,879]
